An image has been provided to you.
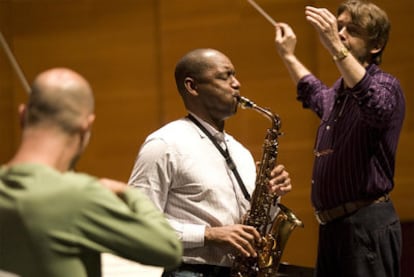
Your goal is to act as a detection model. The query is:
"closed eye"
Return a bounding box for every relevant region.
[217,70,235,80]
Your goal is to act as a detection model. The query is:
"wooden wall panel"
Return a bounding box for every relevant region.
[0,0,413,270]
[6,0,161,180]
[0,1,16,162]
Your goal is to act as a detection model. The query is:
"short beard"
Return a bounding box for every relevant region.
[350,48,371,65]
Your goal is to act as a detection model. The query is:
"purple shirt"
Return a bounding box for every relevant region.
[297,64,405,210]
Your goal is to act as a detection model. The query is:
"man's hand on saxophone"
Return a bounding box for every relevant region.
[204,224,260,258]
[204,163,291,259]
[269,164,292,196]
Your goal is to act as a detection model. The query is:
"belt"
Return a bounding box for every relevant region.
[177,263,231,276]
[315,194,389,225]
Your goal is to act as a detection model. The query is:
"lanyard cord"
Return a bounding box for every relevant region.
[187,114,251,201]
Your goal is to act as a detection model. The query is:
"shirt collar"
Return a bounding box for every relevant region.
[188,112,227,143]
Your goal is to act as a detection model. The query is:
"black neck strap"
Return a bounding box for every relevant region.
[187,114,251,201]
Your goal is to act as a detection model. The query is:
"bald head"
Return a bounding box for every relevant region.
[174,48,228,95]
[26,68,95,134]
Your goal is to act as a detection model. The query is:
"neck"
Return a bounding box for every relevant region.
[189,112,225,132]
[7,127,81,172]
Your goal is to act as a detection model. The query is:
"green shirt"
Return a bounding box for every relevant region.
[0,163,182,277]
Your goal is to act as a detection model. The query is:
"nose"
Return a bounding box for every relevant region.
[338,26,347,40]
[231,76,241,89]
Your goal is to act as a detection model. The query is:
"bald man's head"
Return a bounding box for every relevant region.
[174,48,226,95]
[25,68,95,134]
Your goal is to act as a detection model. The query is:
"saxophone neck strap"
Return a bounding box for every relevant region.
[187,114,251,201]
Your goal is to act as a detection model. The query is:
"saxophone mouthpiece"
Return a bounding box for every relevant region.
[237,95,255,109]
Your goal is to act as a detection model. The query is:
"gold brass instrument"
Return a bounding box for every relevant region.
[231,96,304,277]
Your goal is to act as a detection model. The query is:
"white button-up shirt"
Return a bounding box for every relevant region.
[128,115,257,266]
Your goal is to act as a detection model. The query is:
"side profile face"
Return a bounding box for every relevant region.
[337,0,390,65]
[191,49,241,122]
[337,10,372,66]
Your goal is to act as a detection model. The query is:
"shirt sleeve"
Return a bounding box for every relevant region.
[296,74,331,119]
[52,177,183,270]
[348,70,404,127]
[128,138,172,212]
[128,138,207,249]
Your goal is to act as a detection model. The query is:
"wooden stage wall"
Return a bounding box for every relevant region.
[1,0,413,268]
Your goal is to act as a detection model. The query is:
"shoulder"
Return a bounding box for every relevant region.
[2,163,99,189]
[148,118,195,138]
[136,118,201,161]
[368,64,400,85]
[63,171,100,189]
[5,164,116,214]
[145,118,202,146]
[16,166,107,201]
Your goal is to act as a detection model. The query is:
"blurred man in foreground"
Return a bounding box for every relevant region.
[0,68,182,277]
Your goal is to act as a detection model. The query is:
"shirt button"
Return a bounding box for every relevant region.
[326,125,331,130]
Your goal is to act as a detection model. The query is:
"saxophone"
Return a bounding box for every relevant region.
[230,96,304,277]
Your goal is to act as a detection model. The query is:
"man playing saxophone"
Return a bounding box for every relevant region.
[128,48,292,277]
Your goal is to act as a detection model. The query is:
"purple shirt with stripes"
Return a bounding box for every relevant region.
[297,64,405,210]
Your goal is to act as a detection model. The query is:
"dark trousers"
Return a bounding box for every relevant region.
[162,263,231,277]
[315,201,402,277]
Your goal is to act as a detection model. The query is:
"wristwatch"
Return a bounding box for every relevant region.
[332,47,349,61]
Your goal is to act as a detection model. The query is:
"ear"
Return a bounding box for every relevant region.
[82,113,96,132]
[184,77,198,96]
[369,43,383,55]
[18,104,26,128]
[78,113,96,151]
[77,113,95,136]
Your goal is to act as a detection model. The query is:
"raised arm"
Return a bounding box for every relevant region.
[304,6,366,88]
[274,22,311,84]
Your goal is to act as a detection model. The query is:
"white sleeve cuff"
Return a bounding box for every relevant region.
[167,220,205,248]
[182,223,206,248]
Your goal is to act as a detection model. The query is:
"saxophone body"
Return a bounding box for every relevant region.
[230,96,304,277]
